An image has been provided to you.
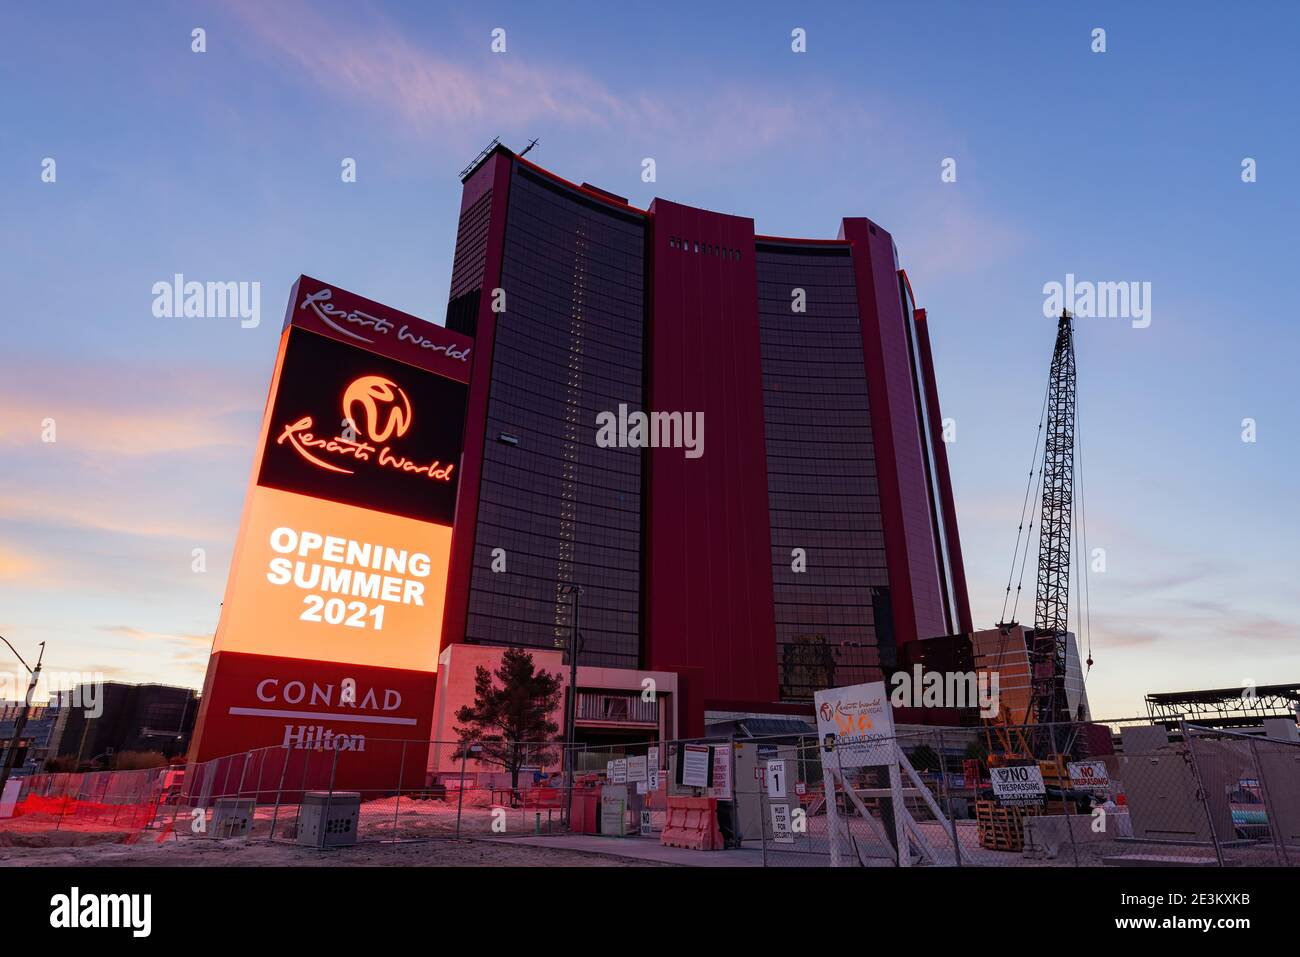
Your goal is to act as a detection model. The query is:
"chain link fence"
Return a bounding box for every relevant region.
[4,721,1297,865]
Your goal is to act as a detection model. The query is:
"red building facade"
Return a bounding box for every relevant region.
[440,144,970,717]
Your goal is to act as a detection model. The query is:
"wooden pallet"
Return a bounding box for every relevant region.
[976,799,1039,851]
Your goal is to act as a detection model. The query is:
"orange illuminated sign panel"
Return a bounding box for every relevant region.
[212,486,452,672]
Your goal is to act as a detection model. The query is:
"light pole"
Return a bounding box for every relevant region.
[560,584,584,828]
[0,635,45,797]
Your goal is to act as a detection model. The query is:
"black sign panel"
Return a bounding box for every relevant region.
[257,328,467,525]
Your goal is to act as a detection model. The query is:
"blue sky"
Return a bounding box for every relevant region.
[1,1,1296,717]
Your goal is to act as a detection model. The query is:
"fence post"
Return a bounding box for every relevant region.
[1247,735,1287,866]
[252,749,266,812]
[110,771,123,827]
[455,744,468,840]
[827,741,847,867]
[320,741,340,851]
[935,729,962,867]
[54,774,71,832]
[235,750,250,801]
[391,740,407,844]
[727,734,737,849]
[220,754,235,803]
[268,745,290,842]
[1055,723,1081,866]
[887,735,906,866]
[167,761,186,840]
[1180,721,1225,867]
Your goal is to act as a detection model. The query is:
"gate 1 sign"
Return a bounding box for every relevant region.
[766,759,787,798]
[188,277,472,791]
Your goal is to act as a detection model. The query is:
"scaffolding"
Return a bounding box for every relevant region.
[1145,684,1300,730]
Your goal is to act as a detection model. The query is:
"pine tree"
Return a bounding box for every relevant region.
[451,648,564,803]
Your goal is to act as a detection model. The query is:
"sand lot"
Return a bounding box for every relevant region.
[0,796,659,866]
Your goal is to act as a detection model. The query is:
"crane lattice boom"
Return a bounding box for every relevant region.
[1031,310,1076,729]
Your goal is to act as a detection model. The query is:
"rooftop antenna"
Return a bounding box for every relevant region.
[519,137,540,158]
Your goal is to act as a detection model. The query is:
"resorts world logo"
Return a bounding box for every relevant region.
[258,327,467,525]
[819,699,875,732]
[276,373,455,483]
[345,376,411,443]
[300,287,471,362]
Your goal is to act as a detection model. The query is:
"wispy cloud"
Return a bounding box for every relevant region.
[225,0,873,159]
[96,626,212,677]
[223,0,1026,273]
[0,492,233,542]
[228,0,642,133]
[904,193,1028,277]
[0,356,255,457]
[98,625,211,644]
[0,545,42,583]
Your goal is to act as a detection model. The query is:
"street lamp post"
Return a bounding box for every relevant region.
[0,635,45,797]
[560,584,584,828]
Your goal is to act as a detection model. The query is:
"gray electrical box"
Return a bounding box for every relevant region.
[210,797,256,839]
[296,791,361,847]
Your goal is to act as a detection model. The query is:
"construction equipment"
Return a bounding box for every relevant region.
[976,311,1090,847]
[1027,310,1079,751]
[988,311,1082,745]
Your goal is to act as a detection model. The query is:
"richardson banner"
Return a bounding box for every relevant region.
[189,277,472,789]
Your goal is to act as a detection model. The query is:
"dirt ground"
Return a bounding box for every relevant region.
[0,836,668,868]
[0,794,669,867]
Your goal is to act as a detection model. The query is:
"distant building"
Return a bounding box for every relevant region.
[0,699,66,774]
[898,625,1091,726]
[53,682,198,766]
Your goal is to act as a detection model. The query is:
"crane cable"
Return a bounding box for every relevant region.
[1010,457,1045,626]
[1000,378,1052,624]
[1075,352,1094,679]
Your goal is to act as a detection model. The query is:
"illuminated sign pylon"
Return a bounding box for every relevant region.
[188,276,473,791]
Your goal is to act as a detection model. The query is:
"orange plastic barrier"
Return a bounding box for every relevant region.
[3,794,157,837]
[571,787,601,835]
[660,796,723,851]
[523,787,563,809]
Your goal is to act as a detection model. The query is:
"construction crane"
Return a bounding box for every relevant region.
[971,310,1091,853]
[989,309,1086,760]
[1029,310,1078,753]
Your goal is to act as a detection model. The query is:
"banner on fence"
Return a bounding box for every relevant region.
[813,681,895,768]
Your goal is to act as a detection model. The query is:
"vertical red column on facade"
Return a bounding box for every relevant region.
[840,218,947,649]
[440,152,514,650]
[644,200,778,708]
[914,307,973,634]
